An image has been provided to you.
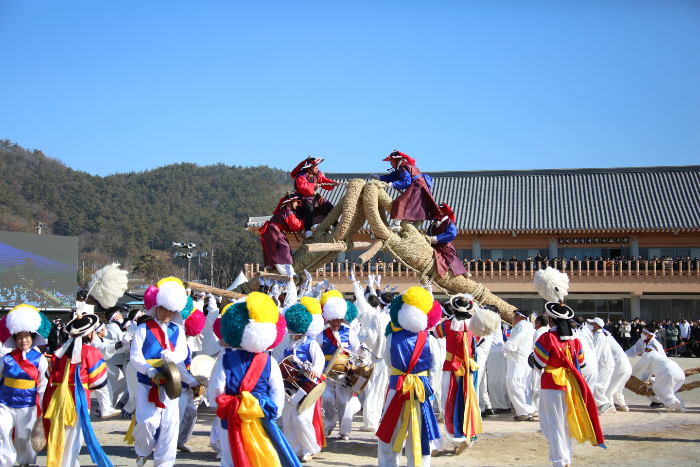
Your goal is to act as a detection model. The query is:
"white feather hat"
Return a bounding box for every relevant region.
[88,263,129,309]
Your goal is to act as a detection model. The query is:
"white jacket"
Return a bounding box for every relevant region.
[591,328,615,371]
[631,349,683,382]
[573,328,598,377]
[625,336,665,358]
[503,319,534,364]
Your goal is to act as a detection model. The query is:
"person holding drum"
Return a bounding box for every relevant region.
[317,290,361,440]
[0,304,49,467]
[280,296,326,462]
[208,292,300,467]
[130,277,191,467]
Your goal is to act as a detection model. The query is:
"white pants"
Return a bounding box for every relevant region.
[377,389,442,467]
[322,382,354,436]
[486,351,510,409]
[431,338,447,414]
[58,423,84,467]
[94,381,114,413]
[177,388,197,447]
[530,367,543,410]
[478,367,491,411]
[592,366,613,407]
[124,362,139,414]
[363,359,390,430]
[133,383,180,467]
[650,367,686,408]
[606,359,632,407]
[475,353,489,412]
[506,359,535,416]
[282,402,321,456]
[0,405,16,467]
[107,363,127,407]
[582,369,598,394]
[539,389,572,467]
[210,417,221,454]
[0,405,38,465]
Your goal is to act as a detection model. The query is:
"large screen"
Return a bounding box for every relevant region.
[0,231,78,309]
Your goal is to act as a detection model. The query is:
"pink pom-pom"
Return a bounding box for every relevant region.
[0,317,10,344]
[426,301,442,330]
[213,318,222,340]
[184,309,206,336]
[269,313,286,350]
[144,285,159,310]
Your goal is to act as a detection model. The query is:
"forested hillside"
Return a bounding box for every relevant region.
[0,139,291,287]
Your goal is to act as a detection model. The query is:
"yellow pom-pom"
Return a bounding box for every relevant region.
[8,304,39,314]
[156,277,184,289]
[221,303,234,317]
[300,296,322,315]
[402,287,433,314]
[246,292,279,324]
[320,290,343,306]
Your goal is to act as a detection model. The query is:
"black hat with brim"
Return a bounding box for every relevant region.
[545,302,575,320]
[66,314,99,337]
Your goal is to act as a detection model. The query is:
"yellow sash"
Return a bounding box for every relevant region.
[390,368,428,466]
[4,377,36,389]
[544,345,598,446]
[236,391,281,467]
[123,359,163,445]
[44,361,77,467]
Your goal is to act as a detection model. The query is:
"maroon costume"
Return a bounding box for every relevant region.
[291,158,335,231]
[379,152,441,222]
[428,216,468,277]
[260,203,303,268]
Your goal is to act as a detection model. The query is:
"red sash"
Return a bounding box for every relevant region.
[313,398,326,448]
[11,349,41,415]
[216,353,269,467]
[145,320,172,409]
[375,332,427,443]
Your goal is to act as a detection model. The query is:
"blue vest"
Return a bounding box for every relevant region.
[0,349,42,408]
[221,349,272,429]
[137,322,179,386]
[389,330,431,388]
[321,325,350,356]
[283,337,313,363]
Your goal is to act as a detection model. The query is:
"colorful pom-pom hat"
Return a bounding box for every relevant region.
[143,277,189,325]
[220,292,286,353]
[184,308,206,337]
[320,290,357,324]
[388,286,441,334]
[4,304,48,348]
[284,296,324,338]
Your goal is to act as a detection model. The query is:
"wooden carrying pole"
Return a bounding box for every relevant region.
[356,240,384,264]
[301,241,373,253]
[184,281,247,300]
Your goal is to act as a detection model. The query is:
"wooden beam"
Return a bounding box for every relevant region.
[355,240,385,264]
[184,281,247,300]
[300,241,373,253]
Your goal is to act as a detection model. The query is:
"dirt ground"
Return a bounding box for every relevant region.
[35,356,700,467]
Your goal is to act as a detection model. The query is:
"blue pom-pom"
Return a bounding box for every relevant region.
[181,296,194,320]
[389,295,403,329]
[344,301,358,324]
[220,302,249,348]
[38,312,52,339]
[285,304,312,334]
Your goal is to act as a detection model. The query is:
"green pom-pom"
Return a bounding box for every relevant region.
[389,295,403,330]
[181,296,194,320]
[284,304,312,334]
[38,312,52,339]
[344,301,358,324]
[220,302,249,348]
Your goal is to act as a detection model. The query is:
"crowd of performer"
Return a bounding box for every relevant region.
[0,151,691,467]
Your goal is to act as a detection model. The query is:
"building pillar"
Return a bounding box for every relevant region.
[630,295,641,320]
[336,252,346,271]
[630,236,639,258]
[549,238,558,260]
[472,238,481,259]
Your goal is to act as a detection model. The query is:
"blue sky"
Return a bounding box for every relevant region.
[1,0,698,176]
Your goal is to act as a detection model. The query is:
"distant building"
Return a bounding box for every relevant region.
[246,165,700,322]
